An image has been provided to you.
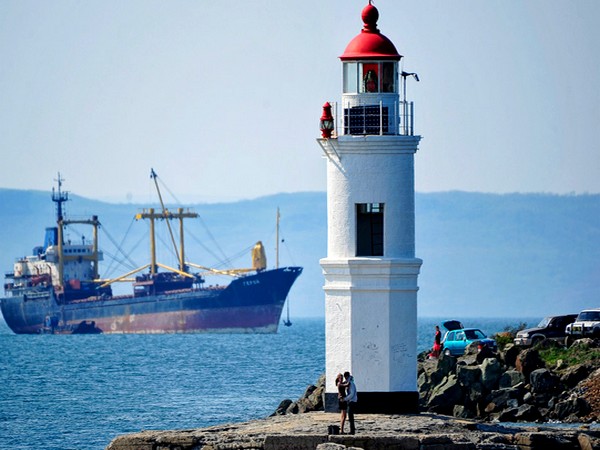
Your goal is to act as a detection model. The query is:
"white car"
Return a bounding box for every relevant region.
[565,308,600,345]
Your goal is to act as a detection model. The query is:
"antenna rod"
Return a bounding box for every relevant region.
[52,172,69,222]
[150,169,181,269]
[276,208,280,269]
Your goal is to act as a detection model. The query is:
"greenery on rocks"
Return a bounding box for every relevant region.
[538,341,600,368]
[494,322,600,369]
[493,323,528,351]
[493,332,514,352]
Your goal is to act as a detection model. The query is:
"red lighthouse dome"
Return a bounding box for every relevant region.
[340,2,401,61]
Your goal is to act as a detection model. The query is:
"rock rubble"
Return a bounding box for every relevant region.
[418,338,600,423]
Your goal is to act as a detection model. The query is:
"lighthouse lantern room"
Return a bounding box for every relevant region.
[318,1,423,414]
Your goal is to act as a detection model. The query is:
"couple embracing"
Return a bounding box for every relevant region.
[335,371,357,434]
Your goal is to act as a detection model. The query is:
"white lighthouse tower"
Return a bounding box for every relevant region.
[318,1,422,414]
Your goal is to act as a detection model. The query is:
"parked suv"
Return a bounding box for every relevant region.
[513,314,577,347]
[565,308,600,345]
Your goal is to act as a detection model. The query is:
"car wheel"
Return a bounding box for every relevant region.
[565,335,574,347]
[444,348,451,357]
[532,336,544,347]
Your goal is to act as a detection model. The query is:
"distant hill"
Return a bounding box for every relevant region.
[415,192,599,319]
[0,189,597,322]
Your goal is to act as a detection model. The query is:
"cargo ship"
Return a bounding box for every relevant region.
[0,171,302,334]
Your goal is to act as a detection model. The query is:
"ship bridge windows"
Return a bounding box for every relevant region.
[64,247,91,254]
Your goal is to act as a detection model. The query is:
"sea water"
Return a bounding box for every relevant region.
[0,316,535,450]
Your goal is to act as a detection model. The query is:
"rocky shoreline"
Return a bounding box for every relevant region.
[106,338,600,449]
[417,338,600,423]
[271,338,600,424]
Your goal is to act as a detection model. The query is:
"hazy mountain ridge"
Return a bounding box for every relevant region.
[0,189,597,319]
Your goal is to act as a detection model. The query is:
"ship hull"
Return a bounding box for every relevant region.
[0,267,302,334]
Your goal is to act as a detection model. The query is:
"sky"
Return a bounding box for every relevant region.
[1,1,599,203]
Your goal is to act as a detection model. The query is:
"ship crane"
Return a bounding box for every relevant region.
[100,169,200,288]
[135,207,198,276]
[100,170,267,289]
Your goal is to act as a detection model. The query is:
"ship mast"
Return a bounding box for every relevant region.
[277,207,292,327]
[51,174,102,289]
[52,173,69,222]
[52,174,69,289]
[151,169,179,268]
[276,207,280,269]
[135,169,198,275]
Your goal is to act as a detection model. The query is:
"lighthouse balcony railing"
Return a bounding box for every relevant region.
[335,96,415,137]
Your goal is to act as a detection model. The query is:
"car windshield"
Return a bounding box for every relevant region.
[464,329,486,340]
[537,317,551,327]
[578,311,600,321]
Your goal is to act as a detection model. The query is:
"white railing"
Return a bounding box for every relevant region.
[400,101,415,136]
[331,97,415,137]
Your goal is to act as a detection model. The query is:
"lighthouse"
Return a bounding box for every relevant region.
[318,2,422,414]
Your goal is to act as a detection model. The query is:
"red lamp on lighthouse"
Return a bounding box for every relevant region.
[319,102,334,138]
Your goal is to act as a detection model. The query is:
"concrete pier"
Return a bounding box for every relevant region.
[105,411,600,450]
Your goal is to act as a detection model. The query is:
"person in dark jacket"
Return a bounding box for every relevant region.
[343,371,357,434]
[335,373,348,433]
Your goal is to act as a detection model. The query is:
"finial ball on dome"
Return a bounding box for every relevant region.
[361,2,379,31]
[340,1,401,60]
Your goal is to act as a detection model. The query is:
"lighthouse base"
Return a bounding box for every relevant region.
[324,391,419,414]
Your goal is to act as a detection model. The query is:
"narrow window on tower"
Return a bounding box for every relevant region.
[356,203,384,256]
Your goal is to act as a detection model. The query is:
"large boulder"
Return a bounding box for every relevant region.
[417,371,432,406]
[272,399,293,416]
[515,348,545,379]
[499,369,525,389]
[497,407,518,422]
[560,363,594,389]
[465,381,484,404]
[453,403,477,419]
[481,358,503,391]
[464,341,481,355]
[427,374,464,415]
[456,364,481,387]
[530,368,560,395]
[432,353,457,384]
[570,338,596,349]
[485,387,521,413]
[272,374,325,416]
[501,343,521,368]
[553,397,591,421]
[514,403,541,421]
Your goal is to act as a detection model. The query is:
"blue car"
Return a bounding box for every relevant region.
[441,321,497,356]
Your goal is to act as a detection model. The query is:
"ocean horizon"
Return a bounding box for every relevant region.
[0,316,538,450]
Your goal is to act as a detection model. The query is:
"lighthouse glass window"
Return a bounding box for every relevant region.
[343,63,358,93]
[343,62,397,94]
[356,203,384,256]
